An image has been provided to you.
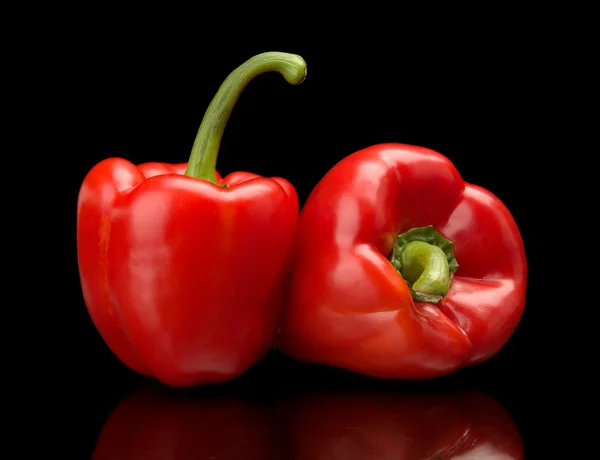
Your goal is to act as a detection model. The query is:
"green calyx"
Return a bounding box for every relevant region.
[389,225,459,304]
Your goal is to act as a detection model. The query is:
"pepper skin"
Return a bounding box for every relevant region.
[77,52,305,386]
[278,143,527,379]
[280,390,524,459]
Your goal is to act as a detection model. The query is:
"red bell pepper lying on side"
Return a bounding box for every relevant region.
[77,52,305,387]
[278,143,527,379]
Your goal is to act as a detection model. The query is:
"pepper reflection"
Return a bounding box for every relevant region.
[92,386,281,459]
[93,386,523,459]
[280,390,523,460]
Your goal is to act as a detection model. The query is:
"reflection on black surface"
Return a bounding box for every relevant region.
[92,386,279,459]
[280,391,523,460]
[93,385,523,459]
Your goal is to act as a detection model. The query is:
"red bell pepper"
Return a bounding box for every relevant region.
[278,143,527,379]
[281,390,524,459]
[77,52,305,387]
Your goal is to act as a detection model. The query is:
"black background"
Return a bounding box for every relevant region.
[35,15,574,458]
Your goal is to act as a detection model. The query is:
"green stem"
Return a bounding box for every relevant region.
[389,225,459,304]
[184,52,307,184]
[400,241,450,299]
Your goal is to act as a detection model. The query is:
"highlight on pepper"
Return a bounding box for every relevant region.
[277,143,527,380]
[77,52,305,387]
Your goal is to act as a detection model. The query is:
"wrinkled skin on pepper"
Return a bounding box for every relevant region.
[77,160,298,386]
[278,143,527,379]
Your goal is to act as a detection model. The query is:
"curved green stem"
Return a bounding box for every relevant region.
[399,241,450,299]
[389,225,459,304]
[184,52,307,184]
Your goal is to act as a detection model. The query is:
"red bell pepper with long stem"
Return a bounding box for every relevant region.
[77,52,305,387]
[278,143,527,379]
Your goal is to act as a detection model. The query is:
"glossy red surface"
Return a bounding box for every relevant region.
[278,143,527,379]
[77,159,298,386]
